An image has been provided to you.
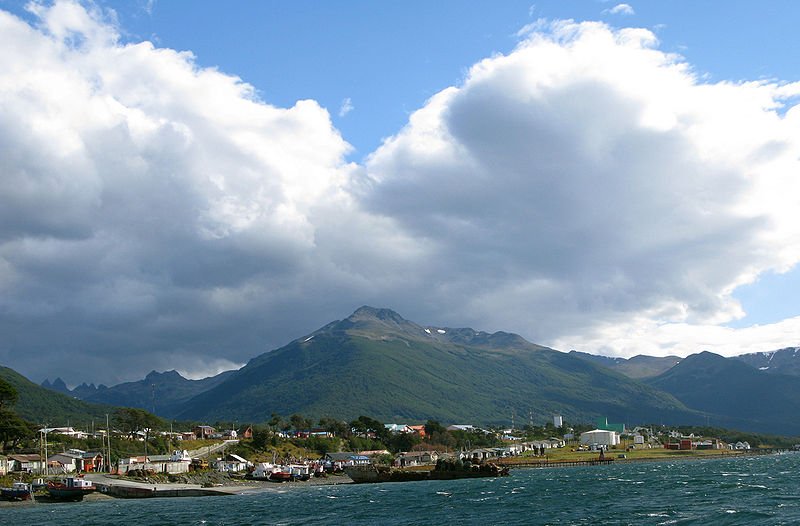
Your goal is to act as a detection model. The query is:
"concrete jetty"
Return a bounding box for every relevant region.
[91,473,256,499]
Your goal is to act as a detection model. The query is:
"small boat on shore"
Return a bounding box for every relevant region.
[248,462,293,482]
[46,477,97,501]
[1,481,33,501]
[267,469,292,482]
[345,459,510,484]
[287,464,312,481]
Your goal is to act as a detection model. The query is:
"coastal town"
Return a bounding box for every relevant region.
[1,413,772,504]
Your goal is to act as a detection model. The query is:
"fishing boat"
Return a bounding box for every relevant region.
[345,459,510,484]
[1,481,32,501]
[287,463,312,481]
[249,462,292,482]
[267,468,293,482]
[46,476,96,501]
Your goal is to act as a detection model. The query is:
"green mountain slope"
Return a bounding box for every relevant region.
[570,351,682,379]
[0,366,114,426]
[647,351,800,435]
[178,307,698,426]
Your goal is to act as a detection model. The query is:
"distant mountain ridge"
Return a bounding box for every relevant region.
[646,351,800,435]
[29,307,800,435]
[1,366,113,426]
[174,306,697,426]
[732,347,800,376]
[569,351,682,379]
[41,369,236,419]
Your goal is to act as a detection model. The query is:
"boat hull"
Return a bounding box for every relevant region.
[46,478,97,501]
[267,472,292,482]
[345,464,509,484]
[1,488,32,501]
[46,487,96,501]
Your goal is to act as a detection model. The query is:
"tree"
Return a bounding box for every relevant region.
[0,378,18,410]
[350,415,387,441]
[388,431,421,453]
[113,408,164,458]
[113,408,163,440]
[0,408,32,451]
[267,413,283,432]
[290,413,311,432]
[424,419,447,436]
[251,425,271,451]
[318,416,348,437]
[0,379,30,451]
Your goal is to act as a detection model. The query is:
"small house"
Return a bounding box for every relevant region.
[447,424,477,432]
[461,448,497,462]
[396,450,439,467]
[384,424,413,434]
[8,454,43,473]
[408,425,426,438]
[48,452,82,473]
[214,453,252,473]
[324,452,371,468]
[194,425,216,439]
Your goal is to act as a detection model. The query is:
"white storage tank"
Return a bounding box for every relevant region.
[579,429,620,447]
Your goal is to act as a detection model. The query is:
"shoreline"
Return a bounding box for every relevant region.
[0,473,355,507]
[2,451,786,506]
[500,448,783,470]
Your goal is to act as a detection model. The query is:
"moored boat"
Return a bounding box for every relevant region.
[345,459,510,484]
[249,462,292,482]
[287,463,312,481]
[249,461,315,482]
[46,476,96,501]
[1,481,32,501]
[268,472,292,482]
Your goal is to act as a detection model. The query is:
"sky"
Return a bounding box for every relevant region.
[1,0,799,386]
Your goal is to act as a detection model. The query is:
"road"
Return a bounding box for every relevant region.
[188,439,239,459]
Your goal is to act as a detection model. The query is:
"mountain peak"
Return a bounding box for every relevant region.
[348,306,407,323]
[41,377,72,395]
[332,306,421,336]
[144,370,185,382]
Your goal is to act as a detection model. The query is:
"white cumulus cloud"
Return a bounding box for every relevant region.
[607,4,635,16]
[1,3,800,383]
[0,1,419,383]
[362,20,800,356]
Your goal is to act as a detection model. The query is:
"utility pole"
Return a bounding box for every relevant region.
[106,413,111,473]
[43,425,49,476]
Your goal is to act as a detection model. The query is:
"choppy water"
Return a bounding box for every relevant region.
[6,453,800,525]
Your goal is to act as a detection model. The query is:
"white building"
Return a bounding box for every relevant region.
[447,424,477,432]
[117,450,191,475]
[214,453,251,473]
[553,415,563,428]
[38,427,88,439]
[579,429,620,447]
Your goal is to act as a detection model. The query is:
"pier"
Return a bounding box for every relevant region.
[90,474,253,499]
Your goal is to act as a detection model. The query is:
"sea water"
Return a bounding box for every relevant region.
[5,453,800,525]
